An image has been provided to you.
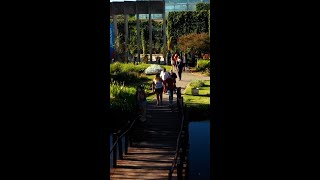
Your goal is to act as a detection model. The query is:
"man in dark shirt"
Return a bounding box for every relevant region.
[169,69,177,93]
[166,76,175,106]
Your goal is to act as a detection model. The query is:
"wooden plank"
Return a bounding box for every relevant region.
[111,101,183,179]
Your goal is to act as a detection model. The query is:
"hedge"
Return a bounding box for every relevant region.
[196,59,210,72]
[167,11,209,45]
[196,2,210,11]
[111,19,164,54]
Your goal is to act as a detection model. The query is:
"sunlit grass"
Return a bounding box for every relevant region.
[183,95,210,105]
[184,80,210,96]
[183,80,210,105]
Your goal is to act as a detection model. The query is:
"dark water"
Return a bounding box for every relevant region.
[188,120,210,180]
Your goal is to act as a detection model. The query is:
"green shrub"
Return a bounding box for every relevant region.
[196,2,210,11]
[189,79,205,89]
[186,104,210,120]
[196,59,210,72]
[110,81,139,130]
[110,63,152,84]
[111,71,141,84]
[110,62,150,74]
[110,62,122,73]
[167,11,209,43]
[110,81,136,111]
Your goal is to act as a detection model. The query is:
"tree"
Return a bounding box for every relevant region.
[129,28,138,59]
[177,33,210,55]
[115,33,125,62]
[196,2,210,11]
[167,36,173,51]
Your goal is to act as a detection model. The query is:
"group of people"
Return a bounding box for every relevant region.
[136,68,177,122]
[170,52,186,81]
[136,66,183,122]
[152,68,179,107]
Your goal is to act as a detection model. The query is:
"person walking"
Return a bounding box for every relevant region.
[171,53,176,71]
[177,56,184,81]
[183,52,187,71]
[137,85,147,122]
[160,68,170,94]
[169,69,177,93]
[174,52,179,71]
[166,75,175,107]
[152,73,163,106]
[167,51,171,65]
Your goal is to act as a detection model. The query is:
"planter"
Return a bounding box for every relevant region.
[191,88,199,95]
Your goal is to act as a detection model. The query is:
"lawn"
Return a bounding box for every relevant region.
[183,80,210,105]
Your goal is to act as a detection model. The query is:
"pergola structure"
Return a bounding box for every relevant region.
[110,0,166,63]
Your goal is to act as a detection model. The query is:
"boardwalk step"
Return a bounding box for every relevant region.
[111,97,183,180]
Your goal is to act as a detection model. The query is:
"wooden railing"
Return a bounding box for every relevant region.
[109,93,140,168]
[109,115,139,168]
[168,95,189,180]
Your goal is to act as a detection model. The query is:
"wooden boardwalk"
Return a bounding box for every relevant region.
[110,97,183,180]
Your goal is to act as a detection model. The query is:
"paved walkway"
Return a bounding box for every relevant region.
[174,70,210,94]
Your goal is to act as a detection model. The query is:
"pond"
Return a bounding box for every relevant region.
[188,120,210,179]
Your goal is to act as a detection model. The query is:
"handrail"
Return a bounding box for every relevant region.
[168,96,185,179]
[109,115,139,154]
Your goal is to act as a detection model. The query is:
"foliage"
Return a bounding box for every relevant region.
[110,62,150,74]
[110,63,149,84]
[111,19,164,55]
[114,33,125,62]
[196,59,210,72]
[111,71,141,85]
[167,11,209,45]
[208,10,210,37]
[196,2,210,11]
[110,81,136,112]
[184,80,210,120]
[141,28,147,55]
[189,79,205,89]
[167,36,173,51]
[178,33,210,55]
[129,26,138,56]
[110,81,136,99]
[110,81,138,127]
[186,104,210,120]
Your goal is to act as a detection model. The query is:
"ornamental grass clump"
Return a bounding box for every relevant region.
[189,80,205,89]
[110,81,136,112]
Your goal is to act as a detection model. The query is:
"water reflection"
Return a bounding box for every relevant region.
[188,120,210,179]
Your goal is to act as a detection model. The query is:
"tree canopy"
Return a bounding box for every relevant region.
[177,33,210,54]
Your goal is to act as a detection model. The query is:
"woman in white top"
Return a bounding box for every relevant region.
[152,73,164,106]
[160,68,170,94]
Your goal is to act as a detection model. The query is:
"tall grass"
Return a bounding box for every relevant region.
[110,81,136,111]
[110,62,150,74]
[189,79,205,88]
[196,59,210,72]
